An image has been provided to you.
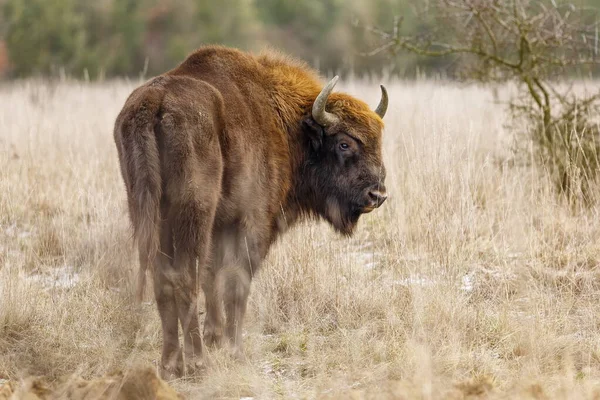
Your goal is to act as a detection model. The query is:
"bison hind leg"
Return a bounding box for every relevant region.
[158,94,223,373]
[151,216,184,379]
[170,193,220,374]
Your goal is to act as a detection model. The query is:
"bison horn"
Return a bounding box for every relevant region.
[312,76,340,127]
[375,85,388,119]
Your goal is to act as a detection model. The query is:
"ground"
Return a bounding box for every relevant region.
[1,79,600,399]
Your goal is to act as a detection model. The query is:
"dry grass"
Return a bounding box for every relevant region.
[2,78,600,399]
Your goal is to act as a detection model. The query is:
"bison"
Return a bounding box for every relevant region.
[113,45,388,378]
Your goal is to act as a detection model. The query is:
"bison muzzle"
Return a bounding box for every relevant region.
[113,45,389,378]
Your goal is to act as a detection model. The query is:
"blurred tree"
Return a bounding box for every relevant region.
[74,0,147,79]
[140,0,259,75]
[255,0,348,73]
[195,0,258,48]
[107,0,146,76]
[3,0,86,77]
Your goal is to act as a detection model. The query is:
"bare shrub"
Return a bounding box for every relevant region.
[366,0,600,203]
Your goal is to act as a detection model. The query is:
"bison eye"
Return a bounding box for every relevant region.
[339,142,350,151]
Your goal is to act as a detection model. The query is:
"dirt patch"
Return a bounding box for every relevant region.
[0,366,182,400]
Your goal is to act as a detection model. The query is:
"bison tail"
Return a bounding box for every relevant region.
[125,112,162,304]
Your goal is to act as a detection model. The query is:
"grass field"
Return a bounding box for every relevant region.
[2,79,600,399]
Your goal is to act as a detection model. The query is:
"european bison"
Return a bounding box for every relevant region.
[113,45,388,378]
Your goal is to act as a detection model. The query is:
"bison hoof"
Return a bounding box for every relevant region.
[230,344,246,361]
[159,364,183,381]
[185,357,207,376]
[204,330,224,348]
[160,352,184,380]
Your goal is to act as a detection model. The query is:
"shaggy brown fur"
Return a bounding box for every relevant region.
[113,45,388,378]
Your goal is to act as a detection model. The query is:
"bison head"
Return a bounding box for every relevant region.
[302,76,388,235]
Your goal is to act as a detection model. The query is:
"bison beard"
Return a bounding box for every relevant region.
[114,45,388,378]
[302,154,364,236]
[325,196,362,236]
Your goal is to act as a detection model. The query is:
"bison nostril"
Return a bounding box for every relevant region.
[368,190,388,207]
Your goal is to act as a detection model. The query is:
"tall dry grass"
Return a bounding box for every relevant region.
[1,79,600,399]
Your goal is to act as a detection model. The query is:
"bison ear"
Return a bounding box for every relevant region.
[302,117,324,152]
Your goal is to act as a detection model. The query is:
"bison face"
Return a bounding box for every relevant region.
[303,76,389,235]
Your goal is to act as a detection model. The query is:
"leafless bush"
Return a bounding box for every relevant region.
[368,0,600,203]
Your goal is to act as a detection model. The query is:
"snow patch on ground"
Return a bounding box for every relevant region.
[4,222,34,239]
[349,240,484,292]
[28,265,80,290]
[391,275,438,287]
[461,273,475,292]
[346,241,382,270]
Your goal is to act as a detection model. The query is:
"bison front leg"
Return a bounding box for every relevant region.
[202,264,225,348]
[223,266,251,358]
[223,237,261,358]
[202,230,238,349]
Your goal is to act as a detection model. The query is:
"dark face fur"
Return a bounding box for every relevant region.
[301,117,387,235]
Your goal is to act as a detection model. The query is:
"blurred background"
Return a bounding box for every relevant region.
[0,0,597,81]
